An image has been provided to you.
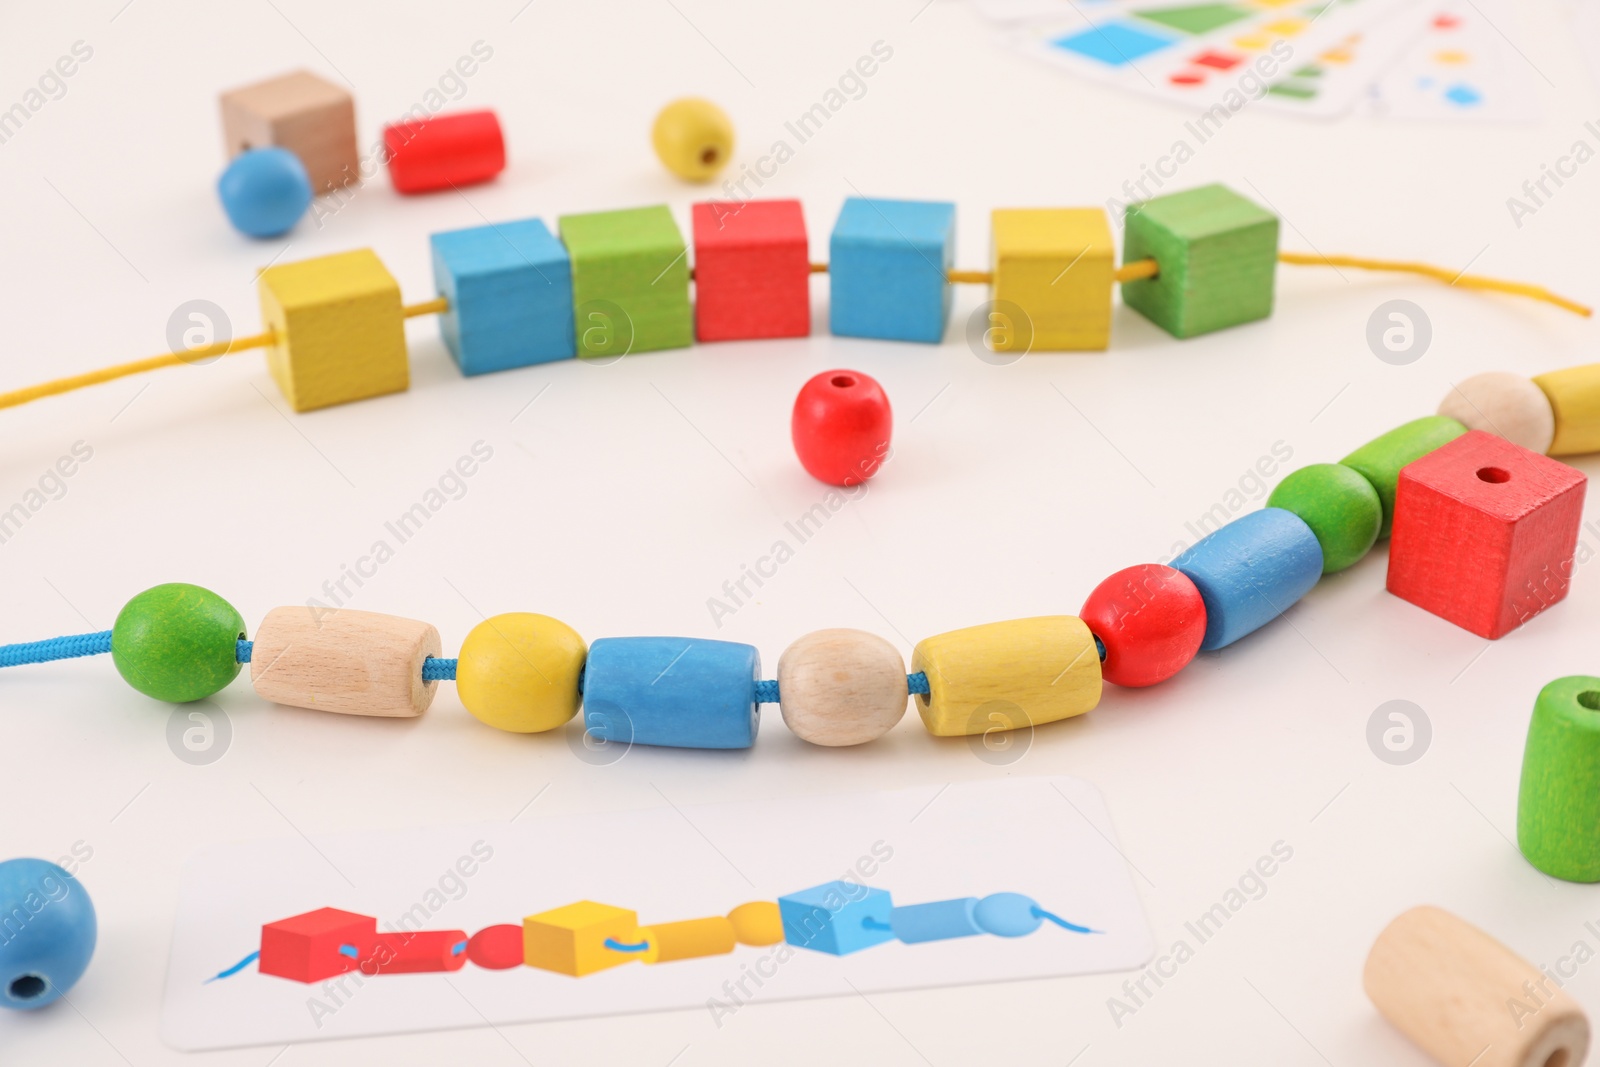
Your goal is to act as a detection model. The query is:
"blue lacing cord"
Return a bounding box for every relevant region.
[603,937,650,953]
[236,638,252,663]
[204,949,260,983]
[1094,635,1106,662]
[422,657,457,682]
[0,630,112,668]
[907,671,930,696]
[1033,906,1099,935]
[754,679,780,704]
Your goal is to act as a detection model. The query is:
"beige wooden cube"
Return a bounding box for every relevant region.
[220,69,358,192]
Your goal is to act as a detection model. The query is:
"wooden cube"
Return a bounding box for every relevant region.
[1388,430,1587,639]
[829,197,955,344]
[1121,184,1279,339]
[558,205,692,357]
[523,901,639,976]
[431,218,575,375]
[220,69,358,192]
[692,199,810,341]
[991,207,1114,351]
[256,249,409,412]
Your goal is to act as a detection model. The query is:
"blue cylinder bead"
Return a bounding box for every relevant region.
[0,858,97,1010]
[973,892,1042,938]
[889,898,982,944]
[217,147,313,239]
[583,637,760,749]
[1171,507,1323,652]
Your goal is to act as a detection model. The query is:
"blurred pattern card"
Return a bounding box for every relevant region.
[1368,2,1540,122]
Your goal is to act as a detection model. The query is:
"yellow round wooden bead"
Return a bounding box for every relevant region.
[910,616,1102,737]
[726,901,784,946]
[651,98,734,182]
[456,613,585,733]
[777,628,907,747]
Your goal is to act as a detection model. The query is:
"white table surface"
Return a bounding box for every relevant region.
[3,1,1600,1063]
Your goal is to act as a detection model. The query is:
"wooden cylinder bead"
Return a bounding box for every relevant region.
[727,901,784,946]
[1078,564,1205,688]
[583,637,759,749]
[1172,508,1323,651]
[455,613,585,734]
[1439,372,1556,455]
[910,616,1101,738]
[1364,905,1590,1067]
[635,917,737,964]
[1266,463,1383,574]
[250,606,441,717]
[776,628,907,746]
[383,109,506,195]
[1518,675,1600,882]
[1342,415,1468,537]
[1534,364,1600,457]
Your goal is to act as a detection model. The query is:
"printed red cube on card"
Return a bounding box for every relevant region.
[384,109,506,195]
[259,907,377,983]
[692,199,810,341]
[1387,430,1587,639]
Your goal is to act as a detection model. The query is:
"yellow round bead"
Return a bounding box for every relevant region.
[726,901,783,946]
[651,98,734,182]
[456,613,585,733]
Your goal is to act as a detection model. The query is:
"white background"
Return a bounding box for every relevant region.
[1,1,1599,1064]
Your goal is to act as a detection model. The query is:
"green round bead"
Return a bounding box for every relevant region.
[1518,676,1600,882]
[1266,463,1382,574]
[111,583,245,703]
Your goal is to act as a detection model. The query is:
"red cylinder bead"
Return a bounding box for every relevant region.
[466,923,524,970]
[1080,564,1207,688]
[791,370,892,486]
[358,929,469,975]
[384,109,506,195]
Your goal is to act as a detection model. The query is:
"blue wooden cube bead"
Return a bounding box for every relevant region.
[778,880,895,955]
[582,636,760,749]
[829,197,955,344]
[1173,507,1323,651]
[430,218,575,376]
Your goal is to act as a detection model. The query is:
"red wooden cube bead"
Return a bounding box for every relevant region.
[1387,430,1587,639]
[692,199,810,342]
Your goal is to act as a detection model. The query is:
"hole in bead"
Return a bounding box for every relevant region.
[831,375,856,388]
[1578,691,1600,711]
[700,147,719,166]
[8,974,46,1000]
[1477,467,1511,483]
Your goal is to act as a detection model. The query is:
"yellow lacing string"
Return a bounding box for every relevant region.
[1276,252,1592,317]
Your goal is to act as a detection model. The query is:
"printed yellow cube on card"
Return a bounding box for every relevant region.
[990,208,1114,352]
[523,900,639,976]
[256,248,408,413]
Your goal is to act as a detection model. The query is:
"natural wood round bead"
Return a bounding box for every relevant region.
[777,628,906,746]
[1438,372,1555,454]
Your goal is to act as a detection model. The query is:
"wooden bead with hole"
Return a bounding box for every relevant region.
[1518,675,1600,882]
[1438,371,1555,454]
[910,616,1101,737]
[1535,363,1600,456]
[250,606,441,717]
[776,628,907,746]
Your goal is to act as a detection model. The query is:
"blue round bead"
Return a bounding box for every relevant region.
[217,147,312,238]
[972,892,1042,938]
[0,858,97,1010]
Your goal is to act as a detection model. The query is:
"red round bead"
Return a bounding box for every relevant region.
[791,370,892,486]
[465,923,524,969]
[1080,564,1207,688]
[384,109,506,195]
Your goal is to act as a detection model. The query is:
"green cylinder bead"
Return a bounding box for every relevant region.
[1340,415,1466,539]
[1266,463,1382,574]
[111,583,245,703]
[1517,676,1600,882]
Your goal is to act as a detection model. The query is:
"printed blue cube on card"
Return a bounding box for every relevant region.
[430,218,576,376]
[1051,21,1176,66]
[778,880,895,955]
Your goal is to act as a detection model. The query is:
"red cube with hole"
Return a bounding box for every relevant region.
[1080,564,1207,687]
[692,199,810,341]
[259,907,377,983]
[384,109,506,194]
[1387,430,1586,639]
[792,369,892,486]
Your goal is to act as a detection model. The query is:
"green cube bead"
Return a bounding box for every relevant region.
[111,583,245,703]
[1121,184,1279,339]
[1267,463,1382,574]
[1518,676,1600,882]
[558,205,691,357]
[1340,415,1467,538]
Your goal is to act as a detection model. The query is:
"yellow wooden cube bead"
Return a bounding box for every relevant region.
[455,613,585,733]
[256,248,409,413]
[1533,364,1600,456]
[990,208,1114,352]
[523,900,639,977]
[910,616,1101,737]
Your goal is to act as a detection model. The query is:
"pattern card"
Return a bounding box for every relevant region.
[1368,2,1540,122]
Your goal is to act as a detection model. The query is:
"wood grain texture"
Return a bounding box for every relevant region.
[692,199,810,341]
[1172,508,1323,651]
[1518,675,1600,882]
[249,606,441,717]
[828,197,955,344]
[776,628,906,746]
[1534,363,1600,456]
[430,218,575,375]
[990,207,1114,351]
[910,616,1101,737]
[455,612,585,734]
[1387,430,1586,639]
[1438,372,1556,455]
[1364,905,1589,1067]
[558,205,692,356]
[219,69,358,192]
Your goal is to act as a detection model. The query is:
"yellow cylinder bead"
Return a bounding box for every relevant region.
[727,901,784,946]
[910,616,1101,737]
[456,613,585,733]
[634,917,737,964]
[1533,365,1600,455]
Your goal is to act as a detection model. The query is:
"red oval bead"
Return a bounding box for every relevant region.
[466,923,524,969]
[384,109,506,195]
[1080,564,1206,688]
[791,370,892,486]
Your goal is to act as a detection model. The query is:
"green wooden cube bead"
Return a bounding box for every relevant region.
[1266,463,1382,574]
[1340,415,1467,538]
[1518,676,1600,882]
[111,583,245,703]
[558,205,692,358]
[1120,183,1279,339]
